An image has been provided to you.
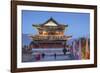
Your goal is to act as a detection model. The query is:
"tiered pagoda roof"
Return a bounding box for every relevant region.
[31,18,72,41]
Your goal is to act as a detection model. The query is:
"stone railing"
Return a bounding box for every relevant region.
[31,35,71,40]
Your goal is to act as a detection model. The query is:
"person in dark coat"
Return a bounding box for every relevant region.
[42,53,45,59]
[54,53,56,60]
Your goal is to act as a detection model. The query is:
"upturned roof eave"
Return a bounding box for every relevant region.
[32,18,68,27]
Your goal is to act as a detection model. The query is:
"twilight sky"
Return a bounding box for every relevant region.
[22,10,90,38]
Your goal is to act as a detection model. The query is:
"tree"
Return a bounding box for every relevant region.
[63,48,67,55]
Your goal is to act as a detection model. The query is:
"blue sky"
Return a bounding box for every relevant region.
[22,10,90,38]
